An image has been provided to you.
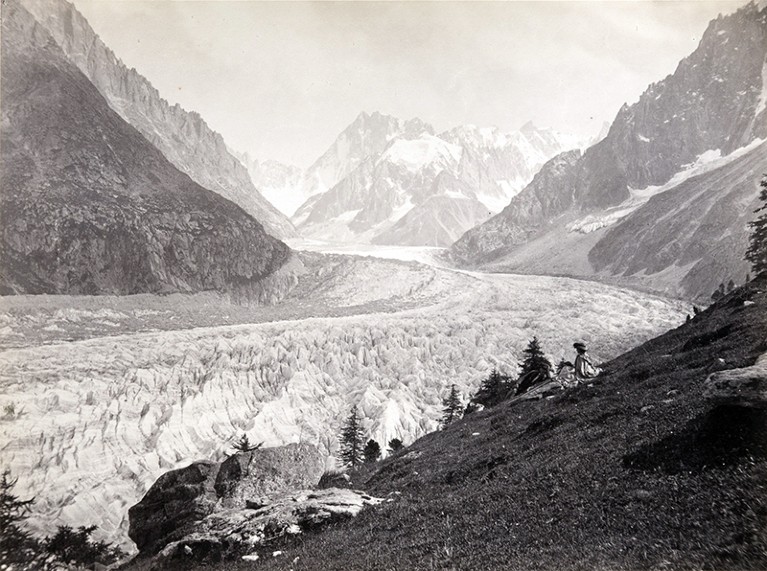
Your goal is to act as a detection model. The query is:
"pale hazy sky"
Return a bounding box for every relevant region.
[71,0,748,168]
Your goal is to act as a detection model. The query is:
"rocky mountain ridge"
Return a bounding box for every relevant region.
[19,0,297,240]
[450,2,767,300]
[0,0,291,296]
[290,113,583,247]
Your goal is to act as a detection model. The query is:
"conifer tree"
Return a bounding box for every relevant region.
[338,406,365,469]
[440,384,463,428]
[519,337,552,378]
[745,175,767,275]
[0,470,37,566]
[363,439,381,464]
[45,525,125,566]
[232,434,262,453]
[515,337,552,395]
[471,368,512,408]
[387,438,404,454]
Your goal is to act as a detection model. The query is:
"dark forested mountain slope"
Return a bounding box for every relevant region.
[20,0,297,240]
[0,2,290,295]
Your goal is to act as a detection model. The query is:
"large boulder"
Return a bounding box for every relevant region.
[215,442,326,508]
[128,443,326,556]
[703,352,767,408]
[128,460,220,554]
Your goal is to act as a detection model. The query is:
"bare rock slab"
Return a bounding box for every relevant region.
[146,488,384,568]
[703,352,767,408]
[215,442,325,508]
[128,460,220,553]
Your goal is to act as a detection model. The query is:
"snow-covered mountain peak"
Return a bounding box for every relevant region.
[442,124,512,150]
[380,133,463,173]
[519,120,540,134]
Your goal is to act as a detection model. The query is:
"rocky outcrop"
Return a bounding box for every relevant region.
[0,1,290,296]
[704,351,767,408]
[148,489,384,567]
[128,461,220,554]
[19,0,296,240]
[450,3,767,299]
[214,443,325,509]
[128,443,325,555]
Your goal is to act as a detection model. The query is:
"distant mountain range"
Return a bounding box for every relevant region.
[0,1,291,295]
[4,0,764,302]
[450,2,767,300]
[272,112,585,247]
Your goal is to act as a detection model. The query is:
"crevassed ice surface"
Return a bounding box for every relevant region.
[0,254,687,550]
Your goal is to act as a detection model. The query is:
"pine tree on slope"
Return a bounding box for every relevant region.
[745,175,767,275]
[363,439,381,464]
[387,438,404,454]
[232,434,262,453]
[515,337,553,395]
[441,384,463,428]
[471,369,512,408]
[338,406,365,469]
[0,470,37,566]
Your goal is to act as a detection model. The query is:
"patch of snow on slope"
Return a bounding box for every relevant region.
[567,139,765,234]
[755,58,767,118]
[381,134,462,172]
[566,205,640,234]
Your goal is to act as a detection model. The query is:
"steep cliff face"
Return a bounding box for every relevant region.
[19,0,296,240]
[0,1,291,295]
[451,3,767,299]
[301,111,435,199]
[451,150,583,261]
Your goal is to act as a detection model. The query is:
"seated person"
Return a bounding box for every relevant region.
[573,342,602,380]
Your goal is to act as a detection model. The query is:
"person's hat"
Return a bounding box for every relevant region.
[573,342,587,351]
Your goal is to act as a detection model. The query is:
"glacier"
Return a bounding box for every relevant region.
[0,250,688,551]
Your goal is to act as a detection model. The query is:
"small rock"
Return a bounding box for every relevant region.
[246,497,269,510]
[273,551,283,557]
[242,554,259,562]
[631,489,653,500]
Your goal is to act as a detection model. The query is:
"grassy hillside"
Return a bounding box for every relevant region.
[215,274,767,570]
